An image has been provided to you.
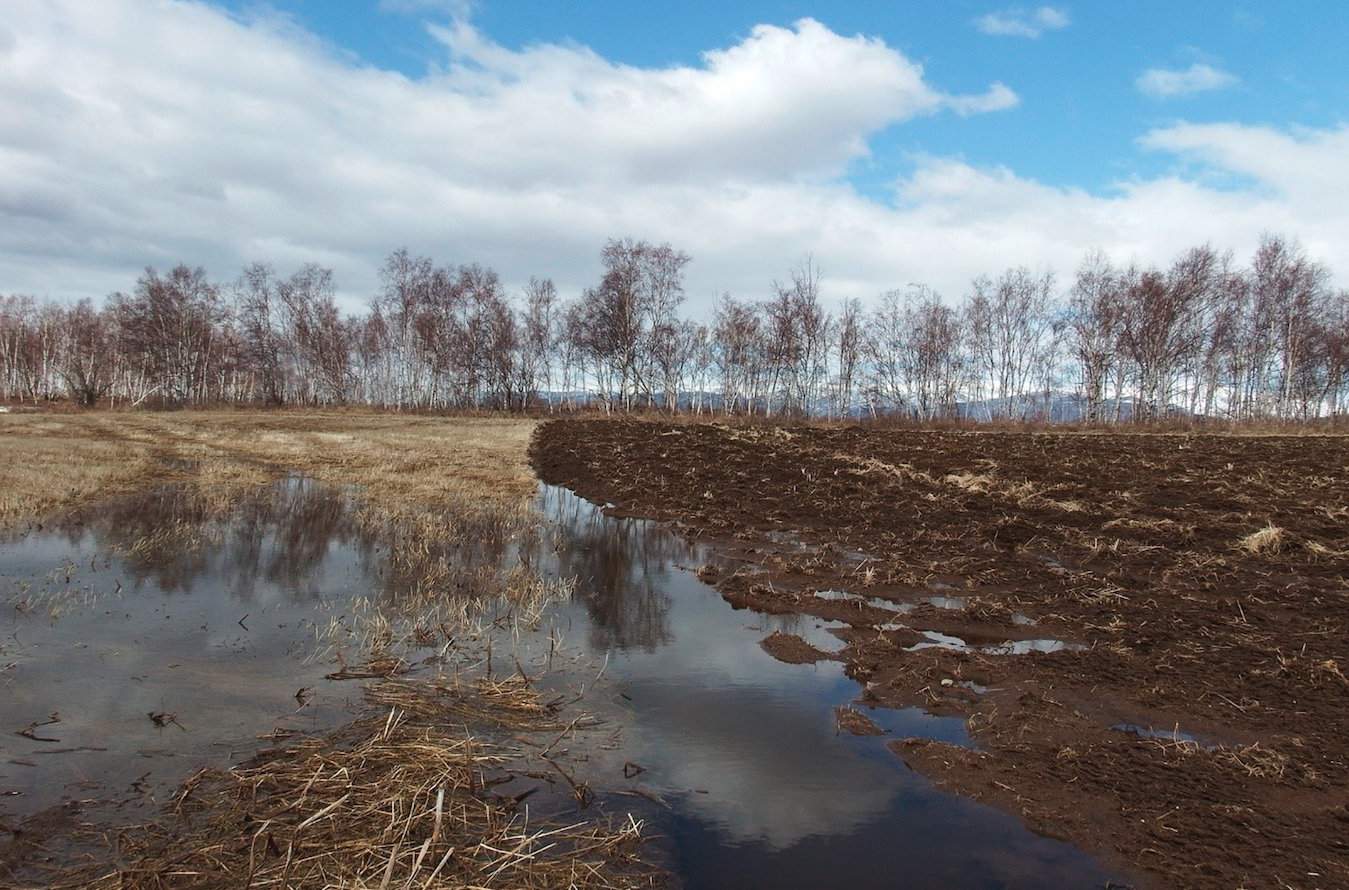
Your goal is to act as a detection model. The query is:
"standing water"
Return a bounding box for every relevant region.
[0,477,1123,888]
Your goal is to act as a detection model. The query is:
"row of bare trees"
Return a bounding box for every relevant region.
[3,235,1346,422]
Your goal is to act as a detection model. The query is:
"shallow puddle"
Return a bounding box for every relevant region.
[907,629,1083,656]
[812,588,913,613]
[0,478,375,820]
[0,478,1122,888]
[525,485,1122,888]
[1112,723,1209,747]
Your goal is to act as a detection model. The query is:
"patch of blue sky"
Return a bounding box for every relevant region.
[208,0,1347,204]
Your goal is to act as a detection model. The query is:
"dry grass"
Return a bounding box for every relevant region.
[942,471,996,494]
[841,451,1092,517]
[1102,516,1194,535]
[1238,524,1287,555]
[0,410,539,528]
[1214,743,1290,780]
[51,677,653,890]
[1303,539,1349,559]
[0,416,163,527]
[837,453,937,487]
[0,411,663,888]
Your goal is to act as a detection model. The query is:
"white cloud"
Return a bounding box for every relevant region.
[1136,62,1238,98]
[378,0,474,17]
[414,16,1013,185]
[946,81,1020,116]
[974,6,1070,38]
[0,1,1343,315]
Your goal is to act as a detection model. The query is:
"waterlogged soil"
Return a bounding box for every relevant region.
[0,472,1129,888]
[532,419,1349,890]
[0,477,537,882]
[531,486,1123,889]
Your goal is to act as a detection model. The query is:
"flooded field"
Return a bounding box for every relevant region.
[2,473,1122,888]
[2,479,375,821]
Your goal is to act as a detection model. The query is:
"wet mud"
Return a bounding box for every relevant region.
[532,419,1349,890]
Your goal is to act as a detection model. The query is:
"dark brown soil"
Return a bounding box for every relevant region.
[834,707,885,736]
[532,419,1349,890]
[760,631,834,664]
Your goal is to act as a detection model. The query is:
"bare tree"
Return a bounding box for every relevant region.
[114,265,226,405]
[236,263,289,405]
[282,265,351,405]
[1252,235,1331,418]
[1114,247,1217,420]
[783,260,832,416]
[712,295,763,415]
[966,267,1057,418]
[12,233,1348,425]
[1066,252,1122,423]
[833,297,862,419]
[56,300,116,407]
[863,287,965,419]
[522,277,558,410]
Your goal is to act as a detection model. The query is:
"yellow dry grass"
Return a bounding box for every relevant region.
[0,414,661,887]
[1238,523,1287,555]
[0,410,538,527]
[57,677,652,890]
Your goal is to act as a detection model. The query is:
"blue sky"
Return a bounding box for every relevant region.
[3,1,1347,309]
[214,1,1349,197]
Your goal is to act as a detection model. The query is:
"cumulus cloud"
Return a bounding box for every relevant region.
[1136,62,1238,98]
[416,16,1014,184]
[0,1,1019,306]
[0,0,1343,314]
[946,81,1021,116]
[973,6,1070,38]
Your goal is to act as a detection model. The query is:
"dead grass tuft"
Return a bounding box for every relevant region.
[1102,516,1194,537]
[838,453,937,486]
[1040,498,1087,513]
[1313,658,1348,687]
[1303,540,1349,559]
[1215,743,1289,779]
[1238,524,1288,556]
[56,677,651,890]
[943,471,996,494]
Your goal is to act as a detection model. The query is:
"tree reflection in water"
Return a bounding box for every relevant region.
[532,483,677,653]
[31,477,678,654]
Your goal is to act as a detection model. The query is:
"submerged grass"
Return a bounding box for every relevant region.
[0,411,662,888]
[46,678,652,890]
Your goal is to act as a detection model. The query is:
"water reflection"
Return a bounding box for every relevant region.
[12,477,535,610]
[528,485,1122,888]
[535,485,674,652]
[0,477,1122,889]
[0,480,383,821]
[16,478,365,601]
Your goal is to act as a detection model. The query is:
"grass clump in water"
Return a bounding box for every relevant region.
[57,677,653,890]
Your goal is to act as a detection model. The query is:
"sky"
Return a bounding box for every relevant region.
[2,0,1347,313]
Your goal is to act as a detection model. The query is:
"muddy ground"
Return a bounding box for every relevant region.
[532,419,1349,890]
